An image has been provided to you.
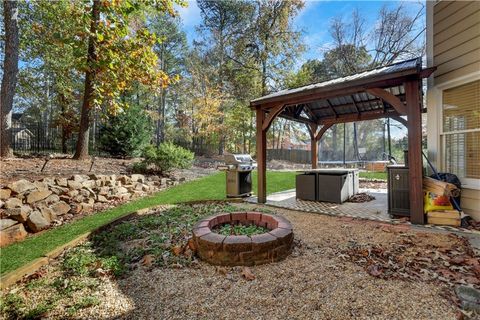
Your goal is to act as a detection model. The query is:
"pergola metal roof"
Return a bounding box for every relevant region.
[250,58,434,127]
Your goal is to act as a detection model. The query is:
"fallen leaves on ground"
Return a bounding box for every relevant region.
[338,232,479,289]
[141,255,155,267]
[348,193,376,203]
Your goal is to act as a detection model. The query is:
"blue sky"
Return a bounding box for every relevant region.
[177,0,425,66]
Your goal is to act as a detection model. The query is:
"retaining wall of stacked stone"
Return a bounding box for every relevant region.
[192,212,294,266]
[0,174,181,246]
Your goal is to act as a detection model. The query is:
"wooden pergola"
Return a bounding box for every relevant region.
[250,58,435,225]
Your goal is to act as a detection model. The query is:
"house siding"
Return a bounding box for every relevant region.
[432,1,480,85]
[427,0,480,220]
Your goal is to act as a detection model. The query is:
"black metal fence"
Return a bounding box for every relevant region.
[267,149,312,164]
[10,122,103,156]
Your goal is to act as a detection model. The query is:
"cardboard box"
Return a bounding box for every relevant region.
[427,210,460,226]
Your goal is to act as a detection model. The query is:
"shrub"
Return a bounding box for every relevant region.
[137,142,194,174]
[99,104,154,158]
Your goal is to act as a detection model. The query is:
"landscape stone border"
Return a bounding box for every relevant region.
[192,212,294,266]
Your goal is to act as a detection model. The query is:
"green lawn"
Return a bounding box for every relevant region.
[0,171,297,276]
[359,171,387,181]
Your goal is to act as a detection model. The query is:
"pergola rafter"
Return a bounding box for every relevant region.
[250,57,436,225]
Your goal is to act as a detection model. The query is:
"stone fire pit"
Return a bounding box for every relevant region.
[192,211,293,266]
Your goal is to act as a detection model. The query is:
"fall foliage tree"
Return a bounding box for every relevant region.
[74,0,183,159]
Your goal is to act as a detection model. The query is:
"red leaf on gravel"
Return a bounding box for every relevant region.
[141,254,155,267]
[367,264,383,277]
[241,267,256,280]
[449,256,466,265]
[172,246,183,256]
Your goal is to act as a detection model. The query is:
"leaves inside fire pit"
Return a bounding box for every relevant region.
[214,223,269,236]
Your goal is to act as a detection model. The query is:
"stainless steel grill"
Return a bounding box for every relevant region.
[218,154,257,197]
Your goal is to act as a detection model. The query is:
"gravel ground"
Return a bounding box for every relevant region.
[4,203,473,319]
[69,205,460,320]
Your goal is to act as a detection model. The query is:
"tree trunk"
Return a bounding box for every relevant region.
[0,0,19,158]
[73,0,100,160]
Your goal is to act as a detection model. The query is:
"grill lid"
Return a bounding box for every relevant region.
[224,154,255,165]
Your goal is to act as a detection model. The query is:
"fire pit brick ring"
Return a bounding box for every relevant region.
[192,212,294,266]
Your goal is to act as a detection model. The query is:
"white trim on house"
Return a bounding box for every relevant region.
[427,71,480,190]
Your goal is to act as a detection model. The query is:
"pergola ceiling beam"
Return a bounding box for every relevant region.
[308,97,400,116]
[279,112,317,127]
[366,88,407,115]
[351,95,360,114]
[326,99,338,118]
[294,104,304,118]
[320,109,401,125]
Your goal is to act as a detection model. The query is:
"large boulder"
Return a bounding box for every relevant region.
[82,180,96,189]
[0,224,27,247]
[50,201,71,216]
[44,194,60,204]
[39,206,57,221]
[42,177,55,185]
[70,175,86,183]
[131,174,145,183]
[0,189,11,200]
[26,190,52,204]
[98,187,109,195]
[97,195,108,203]
[117,175,131,185]
[50,185,68,195]
[117,186,129,194]
[55,178,68,187]
[33,181,48,191]
[6,206,32,223]
[0,219,18,230]
[4,198,22,209]
[26,211,50,233]
[7,179,36,194]
[67,180,83,190]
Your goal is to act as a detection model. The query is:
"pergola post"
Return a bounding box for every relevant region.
[307,124,318,169]
[256,107,267,203]
[311,139,318,169]
[405,79,424,224]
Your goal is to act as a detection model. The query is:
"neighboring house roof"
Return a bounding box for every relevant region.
[12,113,23,121]
[12,128,34,137]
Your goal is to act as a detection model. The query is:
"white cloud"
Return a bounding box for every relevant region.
[176,0,201,28]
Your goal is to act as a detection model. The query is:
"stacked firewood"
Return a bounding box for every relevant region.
[423,176,461,198]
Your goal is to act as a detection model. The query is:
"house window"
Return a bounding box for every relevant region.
[441,80,480,180]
